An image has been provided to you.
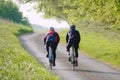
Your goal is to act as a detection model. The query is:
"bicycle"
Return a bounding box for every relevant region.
[48,44,54,70]
[68,45,78,71]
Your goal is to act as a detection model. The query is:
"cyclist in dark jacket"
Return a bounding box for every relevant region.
[44,27,60,66]
[66,25,81,66]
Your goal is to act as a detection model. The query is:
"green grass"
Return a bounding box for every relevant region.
[0,19,60,80]
[60,27,120,69]
[81,31,120,67]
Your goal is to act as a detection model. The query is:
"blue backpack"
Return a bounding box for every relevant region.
[47,32,57,42]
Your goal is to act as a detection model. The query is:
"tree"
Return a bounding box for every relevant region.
[0,0,30,26]
[21,0,120,30]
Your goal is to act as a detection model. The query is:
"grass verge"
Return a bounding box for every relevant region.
[0,19,60,80]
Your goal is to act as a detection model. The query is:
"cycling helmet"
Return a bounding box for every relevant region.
[70,25,75,29]
[50,27,54,30]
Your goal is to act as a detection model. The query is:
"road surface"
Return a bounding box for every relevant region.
[19,33,120,80]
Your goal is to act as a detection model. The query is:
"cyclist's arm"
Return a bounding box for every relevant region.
[66,32,69,43]
[77,31,81,43]
[43,33,48,45]
[55,32,60,44]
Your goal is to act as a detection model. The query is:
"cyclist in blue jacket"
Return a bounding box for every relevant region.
[44,27,60,66]
[66,25,81,66]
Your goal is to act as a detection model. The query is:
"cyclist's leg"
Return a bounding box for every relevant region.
[52,49,56,66]
[46,42,50,57]
[54,43,57,61]
[74,44,79,66]
[51,42,56,66]
[74,43,79,58]
[66,42,72,54]
[75,48,78,59]
[67,42,72,62]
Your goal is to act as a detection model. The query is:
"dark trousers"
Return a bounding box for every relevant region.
[67,43,79,57]
[46,41,57,62]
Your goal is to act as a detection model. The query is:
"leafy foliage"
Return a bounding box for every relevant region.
[19,0,120,30]
[0,0,30,26]
[36,0,120,31]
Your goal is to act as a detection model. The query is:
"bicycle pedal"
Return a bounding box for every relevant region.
[52,63,55,66]
[75,63,78,66]
[74,61,78,66]
[52,62,55,66]
[71,61,74,64]
[68,57,71,61]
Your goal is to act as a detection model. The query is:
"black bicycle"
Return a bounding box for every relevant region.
[68,46,77,71]
[48,44,54,70]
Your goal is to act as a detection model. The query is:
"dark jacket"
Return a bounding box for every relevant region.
[44,30,60,45]
[66,29,81,45]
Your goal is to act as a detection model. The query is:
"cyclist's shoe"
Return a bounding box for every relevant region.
[52,62,56,66]
[71,61,73,64]
[67,51,70,55]
[68,56,71,62]
[46,54,48,58]
[75,61,78,66]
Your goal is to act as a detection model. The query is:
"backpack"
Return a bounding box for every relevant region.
[47,32,57,42]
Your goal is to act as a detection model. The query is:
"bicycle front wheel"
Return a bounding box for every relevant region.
[49,62,52,70]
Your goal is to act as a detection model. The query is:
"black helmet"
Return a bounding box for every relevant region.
[50,27,54,30]
[70,25,75,29]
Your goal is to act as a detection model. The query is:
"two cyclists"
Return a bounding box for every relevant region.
[44,25,81,66]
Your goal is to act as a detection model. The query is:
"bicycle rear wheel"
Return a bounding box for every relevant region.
[48,46,54,70]
[71,46,76,71]
[49,62,52,70]
[72,54,75,71]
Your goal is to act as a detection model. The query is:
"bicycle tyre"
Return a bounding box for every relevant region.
[71,46,76,71]
[48,46,54,70]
